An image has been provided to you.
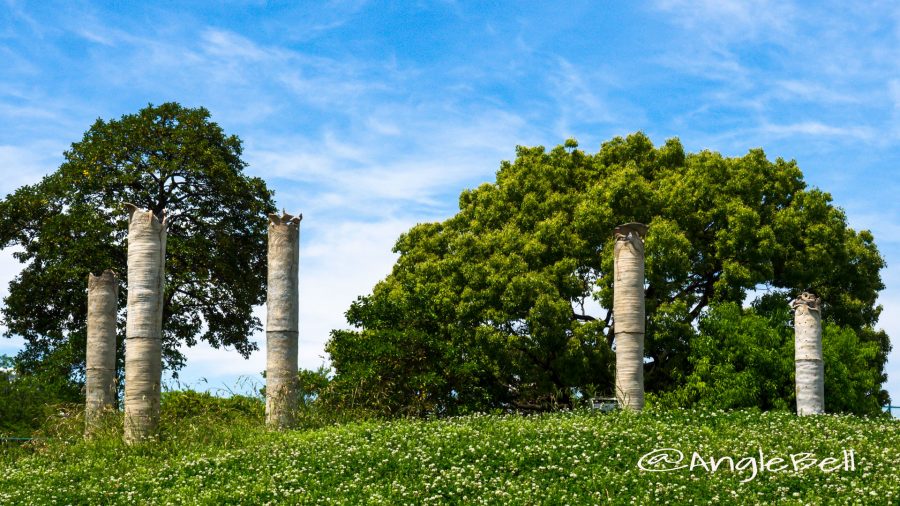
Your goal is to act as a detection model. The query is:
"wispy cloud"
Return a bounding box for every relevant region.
[547,58,620,138]
[758,121,876,141]
[653,0,797,43]
[844,211,900,246]
[771,80,861,105]
[1,0,45,38]
[74,27,115,46]
[0,142,65,195]
[245,105,531,219]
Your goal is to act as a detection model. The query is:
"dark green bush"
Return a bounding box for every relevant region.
[0,355,81,437]
[160,390,264,422]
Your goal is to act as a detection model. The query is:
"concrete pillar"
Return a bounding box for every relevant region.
[85,270,118,436]
[123,204,166,443]
[613,222,647,411]
[266,211,302,429]
[793,292,824,415]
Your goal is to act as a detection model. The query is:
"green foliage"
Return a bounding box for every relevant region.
[656,299,885,415]
[820,325,886,414]
[0,102,276,386]
[655,301,793,411]
[160,390,263,423]
[0,355,80,436]
[257,367,371,429]
[296,366,332,406]
[1,409,898,503]
[328,133,889,415]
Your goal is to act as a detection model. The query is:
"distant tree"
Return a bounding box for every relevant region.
[327,133,889,415]
[0,102,276,387]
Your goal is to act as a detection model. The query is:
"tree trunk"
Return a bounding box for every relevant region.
[123,204,166,443]
[613,223,647,411]
[793,292,824,415]
[266,212,302,429]
[85,270,118,437]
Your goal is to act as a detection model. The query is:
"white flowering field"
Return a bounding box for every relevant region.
[1,409,898,504]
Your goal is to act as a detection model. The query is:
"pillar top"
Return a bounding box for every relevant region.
[268,210,302,227]
[123,202,166,226]
[88,270,118,287]
[614,222,648,239]
[791,291,822,313]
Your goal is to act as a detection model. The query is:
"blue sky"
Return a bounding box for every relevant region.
[1,1,899,403]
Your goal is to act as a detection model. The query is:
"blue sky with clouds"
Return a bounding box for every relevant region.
[2,1,899,402]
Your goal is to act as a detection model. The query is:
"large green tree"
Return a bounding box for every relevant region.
[327,133,889,415]
[0,102,276,386]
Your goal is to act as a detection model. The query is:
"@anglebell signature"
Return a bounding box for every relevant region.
[637,448,856,483]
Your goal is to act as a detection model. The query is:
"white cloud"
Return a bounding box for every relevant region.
[201,29,271,62]
[844,211,900,246]
[0,143,63,195]
[758,121,876,141]
[2,0,45,37]
[653,0,797,43]
[772,80,860,105]
[648,0,900,151]
[551,59,614,119]
[244,105,531,218]
[299,218,414,339]
[75,28,115,46]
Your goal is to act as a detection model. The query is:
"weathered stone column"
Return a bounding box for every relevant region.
[123,204,166,443]
[266,211,302,429]
[613,223,648,411]
[85,270,118,436]
[793,292,824,415]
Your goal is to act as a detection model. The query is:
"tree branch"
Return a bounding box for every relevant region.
[571,311,597,322]
[604,309,614,347]
[687,271,720,321]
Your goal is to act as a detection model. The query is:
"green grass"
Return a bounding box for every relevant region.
[1,406,898,505]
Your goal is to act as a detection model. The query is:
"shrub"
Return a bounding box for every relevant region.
[160,390,264,423]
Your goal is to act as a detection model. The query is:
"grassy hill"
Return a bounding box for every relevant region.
[1,404,898,505]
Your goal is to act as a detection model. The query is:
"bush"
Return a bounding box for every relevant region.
[160,390,264,423]
[0,355,81,437]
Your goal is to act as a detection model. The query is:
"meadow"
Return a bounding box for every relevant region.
[1,394,898,505]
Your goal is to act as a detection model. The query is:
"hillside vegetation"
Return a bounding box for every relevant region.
[1,396,897,505]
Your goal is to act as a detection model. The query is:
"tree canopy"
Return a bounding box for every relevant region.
[0,102,276,385]
[327,133,889,415]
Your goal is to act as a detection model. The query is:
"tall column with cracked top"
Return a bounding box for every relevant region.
[85,270,118,436]
[123,204,167,443]
[266,211,302,429]
[613,222,648,411]
[793,292,825,415]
